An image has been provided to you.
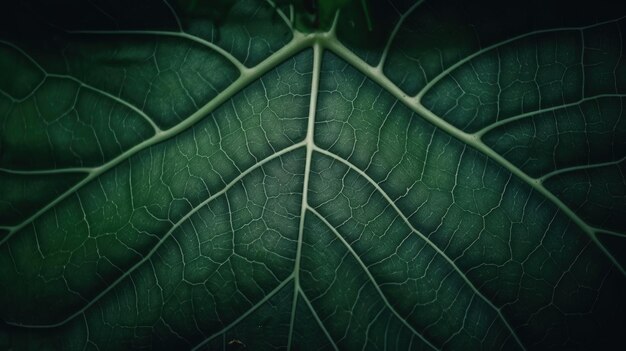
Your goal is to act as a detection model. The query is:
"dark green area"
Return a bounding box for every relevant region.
[1,0,625,350]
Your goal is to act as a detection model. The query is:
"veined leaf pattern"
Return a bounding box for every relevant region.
[1,0,624,349]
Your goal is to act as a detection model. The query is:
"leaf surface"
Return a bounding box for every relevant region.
[1,0,625,349]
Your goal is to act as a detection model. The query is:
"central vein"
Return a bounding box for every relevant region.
[287,41,323,350]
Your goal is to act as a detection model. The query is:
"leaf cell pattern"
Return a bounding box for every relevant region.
[0,0,625,350]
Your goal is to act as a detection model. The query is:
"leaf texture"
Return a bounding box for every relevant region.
[0,0,625,350]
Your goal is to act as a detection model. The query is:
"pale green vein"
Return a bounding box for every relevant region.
[0,167,91,175]
[0,36,311,246]
[161,0,183,31]
[296,287,340,351]
[0,76,46,103]
[190,275,295,351]
[46,73,162,133]
[323,37,626,277]
[474,93,626,138]
[307,205,438,350]
[287,42,322,351]
[266,0,293,30]
[0,40,47,73]
[378,0,426,69]
[3,142,305,328]
[415,16,626,100]
[1,40,161,134]
[312,146,527,351]
[596,229,626,239]
[538,155,626,182]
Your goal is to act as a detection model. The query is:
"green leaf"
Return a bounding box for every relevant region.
[1,0,625,349]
